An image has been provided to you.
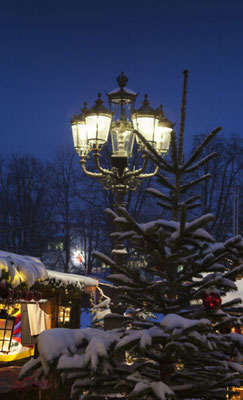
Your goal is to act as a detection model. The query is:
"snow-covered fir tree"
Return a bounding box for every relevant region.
[20,71,243,400]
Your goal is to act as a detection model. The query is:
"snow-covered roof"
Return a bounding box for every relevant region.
[0,250,98,290]
[47,270,98,290]
[0,250,48,288]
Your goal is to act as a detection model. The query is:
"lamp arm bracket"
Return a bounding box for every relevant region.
[94,153,114,176]
[79,161,104,179]
[136,165,159,180]
[125,154,148,178]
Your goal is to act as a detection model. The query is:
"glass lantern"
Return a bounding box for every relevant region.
[0,310,15,353]
[85,94,112,149]
[71,104,89,156]
[110,125,135,157]
[155,115,173,154]
[132,94,159,148]
[107,72,138,157]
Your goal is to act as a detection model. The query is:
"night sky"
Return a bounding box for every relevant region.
[1,0,243,160]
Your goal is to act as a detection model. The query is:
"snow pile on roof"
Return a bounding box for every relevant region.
[46,270,98,289]
[0,250,48,288]
[0,250,98,290]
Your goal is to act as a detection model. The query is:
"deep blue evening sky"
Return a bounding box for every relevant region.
[0,0,243,159]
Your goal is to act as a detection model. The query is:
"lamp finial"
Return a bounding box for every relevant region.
[117,72,128,88]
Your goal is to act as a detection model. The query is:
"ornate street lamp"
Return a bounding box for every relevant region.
[71,72,173,266]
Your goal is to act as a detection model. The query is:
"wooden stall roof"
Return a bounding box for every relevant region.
[0,250,98,293]
[0,250,48,288]
[46,270,98,293]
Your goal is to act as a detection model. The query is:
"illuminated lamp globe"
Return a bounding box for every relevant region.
[155,106,174,154]
[107,72,138,157]
[203,291,222,311]
[84,93,112,149]
[132,94,159,148]
[71,103,89,157]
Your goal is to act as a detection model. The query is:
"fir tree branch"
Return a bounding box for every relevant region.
[180,174,211,193]
[149,153,173,173]
[178,69,189,165]
[92,250,116,268]
[134,129,174,172]
[105,208,118,219]
[184,203,201,210]
[157,173,175,191]
[183,195,201,205]
[183,127,222,170]
[119,231,138,240]
[146,187,171,202]
[117,207,140,232]
[184,152,218,173]
[183,213,214,233]
[157,201,173,210]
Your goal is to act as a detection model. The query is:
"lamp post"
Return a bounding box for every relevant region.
[71,72,173,268]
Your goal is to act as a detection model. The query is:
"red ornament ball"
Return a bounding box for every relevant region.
[203,292,222,311]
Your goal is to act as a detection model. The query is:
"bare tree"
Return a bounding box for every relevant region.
[189,133,243,240]
[46,145,80,272]
[0,154,51,256]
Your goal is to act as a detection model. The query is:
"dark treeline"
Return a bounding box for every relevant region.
[0,133,241,275]
[0,144,161,274]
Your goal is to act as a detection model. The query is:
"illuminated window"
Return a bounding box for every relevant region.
[58,306,71,326]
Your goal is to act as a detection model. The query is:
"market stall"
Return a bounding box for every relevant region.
[0,249,98,398]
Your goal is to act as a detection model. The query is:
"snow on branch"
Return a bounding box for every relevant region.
[119,231,138,240]
[223,264,243,280]
[92,251,116,268]
[161,314,211,334]
[117,207,140,231]
[105,208,118,219]
[129,380,174,400]
[20,328,122,379]
[157,202,173,210]
[184,152,218,173]
[183,214,214,233]
[138,220,178,234]
[146,188,171,202]
[169,215,214,244]
[107,274,136,285]
[183,194,201,205]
